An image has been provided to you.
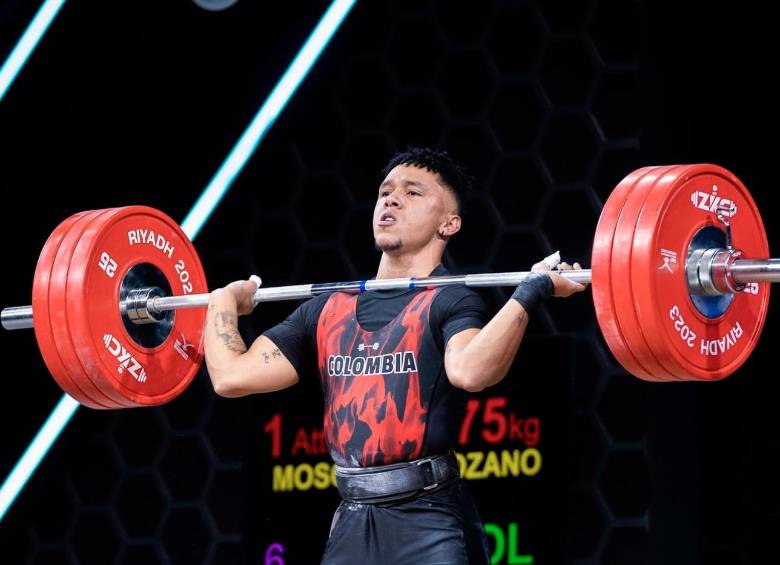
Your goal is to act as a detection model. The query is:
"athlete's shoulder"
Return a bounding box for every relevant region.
[306,290,339,312]
[426,265,485,311]
[432,284,485,310]
[285,291,336,329]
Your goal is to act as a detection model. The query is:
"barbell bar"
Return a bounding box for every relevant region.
[2,270,599,331]
[6,258,780,332]
[0,163,773,407]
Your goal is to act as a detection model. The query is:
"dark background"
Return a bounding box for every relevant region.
[1,0,778,563]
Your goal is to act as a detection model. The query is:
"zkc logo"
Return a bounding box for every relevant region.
[103,334,147,382]
[690,184,737,217]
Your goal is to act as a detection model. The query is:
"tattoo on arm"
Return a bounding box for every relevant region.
[262,348,282,364]
[214,311,247,353]
[516,310,528,327]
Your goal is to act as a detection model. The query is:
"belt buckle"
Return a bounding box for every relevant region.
[416,457,438,490]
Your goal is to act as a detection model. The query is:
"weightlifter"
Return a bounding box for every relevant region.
[204,147,587,564]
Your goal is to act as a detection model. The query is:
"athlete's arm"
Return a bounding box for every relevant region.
[445,262,586,392]
[444,300,528,392]
[205,279,299,397]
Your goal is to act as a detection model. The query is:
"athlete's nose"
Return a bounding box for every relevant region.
[384,189,401,208]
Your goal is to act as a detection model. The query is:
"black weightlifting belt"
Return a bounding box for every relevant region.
[334,451,460,504]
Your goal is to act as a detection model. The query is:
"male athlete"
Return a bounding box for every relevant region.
[204,147,586,563]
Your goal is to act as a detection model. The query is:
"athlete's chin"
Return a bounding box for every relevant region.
[374,236,402,253]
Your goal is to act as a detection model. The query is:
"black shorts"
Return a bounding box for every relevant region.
[321,479,490,565]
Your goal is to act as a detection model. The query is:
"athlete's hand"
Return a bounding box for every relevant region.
[221,275,262,315]
[531,252,587,298]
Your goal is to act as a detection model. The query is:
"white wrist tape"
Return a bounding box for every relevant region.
[541,251,561,270]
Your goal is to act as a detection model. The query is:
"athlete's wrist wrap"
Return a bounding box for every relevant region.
[511,272,553,312]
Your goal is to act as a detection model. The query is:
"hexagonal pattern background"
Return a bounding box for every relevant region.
[0,0,694,563]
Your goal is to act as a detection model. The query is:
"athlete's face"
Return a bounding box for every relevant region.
[373,165,460,254]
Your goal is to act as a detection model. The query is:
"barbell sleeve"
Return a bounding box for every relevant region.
[730,258,780,283]
[1,306,33,331]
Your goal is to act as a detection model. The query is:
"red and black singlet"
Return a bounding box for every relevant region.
[263,265,486,468]
[316,290,443,467]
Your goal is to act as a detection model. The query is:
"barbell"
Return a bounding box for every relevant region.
[1,163,776,408]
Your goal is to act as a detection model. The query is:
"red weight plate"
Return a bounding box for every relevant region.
[56,209,137,407]
[611,165,685,382]
[592,166,660,379]
[32,211,109,408]
[631,164,770,380]
[45,210,126,408]
[67,206,207,407]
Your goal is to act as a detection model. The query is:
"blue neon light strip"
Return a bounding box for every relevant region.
[0,395,79,521]
[0,0,357,523]
[0,0,67,104]
[181,0,358,238]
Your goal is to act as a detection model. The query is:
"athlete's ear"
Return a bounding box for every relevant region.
[438,214,461,238]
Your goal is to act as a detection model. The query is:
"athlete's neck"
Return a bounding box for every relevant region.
[375,250,442,280]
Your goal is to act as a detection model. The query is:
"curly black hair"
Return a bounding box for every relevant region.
[381,147,473,213]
